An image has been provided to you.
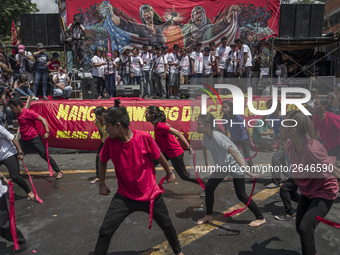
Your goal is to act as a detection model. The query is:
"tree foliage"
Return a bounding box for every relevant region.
[0,0,39,40]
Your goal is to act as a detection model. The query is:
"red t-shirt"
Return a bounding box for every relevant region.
[100,129,162,202]
[313,111,340,152]
[154,122,184,158]
[48,60,61,71]
[287,136,338,200]
[17,108,40,141]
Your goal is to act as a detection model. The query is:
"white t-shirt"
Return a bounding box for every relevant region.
[91,56,105,77]
[15,51,33,73]
[0,181,7,198]
[226,51,238,73]
[131,56,143,77]
[190,51,204,74]
[179,55,191,75]
[168,52,180,74]
[0,125,17,161]
[239,44,252,67]
[140,52,152,71]
[153,56,167,74]
[215,46,231,70]
[53,73,68,86]
[203,54,215,76]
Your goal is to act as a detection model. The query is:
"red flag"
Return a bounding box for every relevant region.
[11,20,18,55]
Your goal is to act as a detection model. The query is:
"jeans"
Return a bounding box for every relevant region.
[15,87,34,97]
[0,106,13,126]
[0,155,31,194]
[231,139,254,167]
[95,76,104,97]
[205,173,263,219]
[94,193,182,255]
[279,178,299,215]
[33,70,49,97]
[53,86,73,98]
[142,70,151,96]
[19,135,60,173]
[154,73,166,97]
[105,74,115,97]
[132,76,142,96]
[242,66,252,92]
[121,75,130,85]
[296,195,333,255]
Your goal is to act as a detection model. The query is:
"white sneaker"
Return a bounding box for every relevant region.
[33,96,39,101]
[8,125,13,129]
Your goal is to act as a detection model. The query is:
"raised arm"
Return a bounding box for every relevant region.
[169,127,194,154]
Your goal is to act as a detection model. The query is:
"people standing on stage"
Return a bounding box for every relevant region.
[91,47,106,99]
[33,43,51,100]
[203,47,214,78]
[167,44,180,99]
[140,44,153,98]
[226,42,238,78]
[91,106,109,184]
[152,46,168,99]
[15,44,34,86]
[146,105,204,186]
[179,47,191,85]
[190,42,204,79]
[7,98,63,179]
[0,125,34,200]
[103,53,117,98]
[235,38,252,92]
[215,36,231,79]
[94,100,183,255]
[281,110,339,255]
[196,113,265,227]
[130,48,143,96]
[118,47,131,86]
[112,50,120,88]
[0,172,27,253]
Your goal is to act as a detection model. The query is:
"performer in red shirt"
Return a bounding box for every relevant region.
[7,99,63,179]
[94,100,183,255]
[145,105,205,186]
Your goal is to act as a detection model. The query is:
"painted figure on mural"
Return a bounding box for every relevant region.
[177,5,241,49]
[98,1,171,46]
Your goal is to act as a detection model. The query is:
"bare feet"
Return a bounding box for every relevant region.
[27,191,35,201]
[197,215,213,225]
[91,177,100,184]
[248,218,266,227]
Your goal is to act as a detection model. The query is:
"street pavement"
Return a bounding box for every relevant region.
[0,150,339,255]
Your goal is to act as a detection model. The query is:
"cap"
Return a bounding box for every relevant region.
[311,88,319,93]
[106,53,113,57]
[204,47,210,51]
[18,44,25,53]
[52,52,59,58]
[36,43,44,49]
[230,42,236,47]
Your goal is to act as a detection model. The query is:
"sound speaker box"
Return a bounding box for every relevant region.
[20,14,61,47]
[81,78,97,99]
[279,5,296,38]
[295,4,311,38]
[115,85,140,97]
[179,85,204,98]
[309,5,325,37]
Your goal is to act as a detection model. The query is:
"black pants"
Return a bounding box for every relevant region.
[95,76,105,98]
[153,153,205,186]
[0,195,26,245]
[95,142,104,178]
[296,195,333,255]
[271,149,288,184]
[232,139,254,167]
[0,155,31,194]
[94,193,182,255]
[19,135,60,173]
[205,173,263,219]
[279,178,299,215]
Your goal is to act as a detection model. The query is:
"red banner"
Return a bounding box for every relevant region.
[29,97,298,151]
[66,0,279,65]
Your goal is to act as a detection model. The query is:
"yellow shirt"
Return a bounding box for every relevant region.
[95,119,109,143]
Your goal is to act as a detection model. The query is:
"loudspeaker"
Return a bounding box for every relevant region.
[279,5,296,38]
[309,5,325,37]
[115,85,140,97]
[20,14,61,47]
[179,85,204,98]
[81,78,97,99]
[310,76,335,95]
[295,5,311,38]
[278,4,325,38]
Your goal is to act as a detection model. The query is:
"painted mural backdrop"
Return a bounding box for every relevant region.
[66,0,279,69]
